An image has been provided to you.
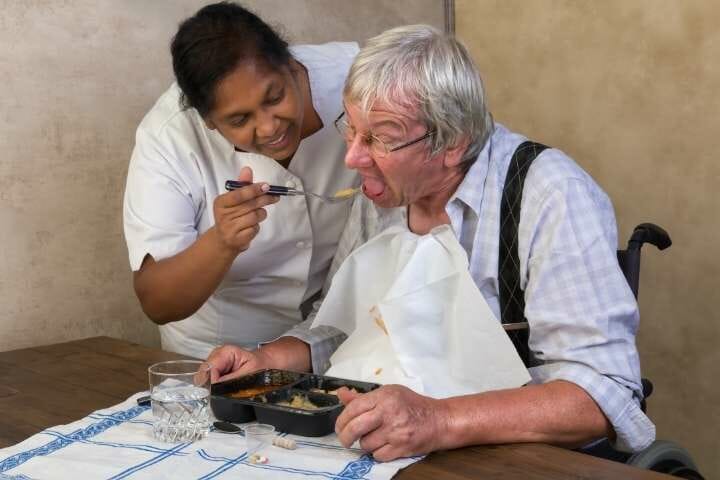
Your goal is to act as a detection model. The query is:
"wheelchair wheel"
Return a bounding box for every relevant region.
[628,440,704,479]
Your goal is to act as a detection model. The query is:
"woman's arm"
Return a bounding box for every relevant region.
[133,168,279,324]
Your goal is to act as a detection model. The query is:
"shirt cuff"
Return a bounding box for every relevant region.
[276,319,347,374]
[529,361,656,452]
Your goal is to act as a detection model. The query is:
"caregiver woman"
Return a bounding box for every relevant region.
[123,2,358,359]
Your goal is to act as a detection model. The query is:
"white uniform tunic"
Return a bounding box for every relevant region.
[123,42,360,359]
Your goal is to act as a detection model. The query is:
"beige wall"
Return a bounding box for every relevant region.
[0,0,444,351]
[456,0,719,476]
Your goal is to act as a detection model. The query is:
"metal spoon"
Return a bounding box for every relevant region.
[213,420,245,436]
[225,180,358,204]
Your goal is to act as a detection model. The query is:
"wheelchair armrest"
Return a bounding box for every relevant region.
[628,223,672,251]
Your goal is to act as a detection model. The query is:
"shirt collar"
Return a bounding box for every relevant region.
[447,126,495,218]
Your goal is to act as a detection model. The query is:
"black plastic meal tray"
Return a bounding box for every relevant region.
[210,369,380,436]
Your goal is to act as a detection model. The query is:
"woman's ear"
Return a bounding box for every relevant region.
[443,136,471,168]
[204,118,217,131]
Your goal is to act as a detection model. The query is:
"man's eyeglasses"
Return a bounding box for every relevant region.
[334,112,435,157]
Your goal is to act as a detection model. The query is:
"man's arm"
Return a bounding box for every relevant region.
[335,380,610,462]
[205,337,311,383]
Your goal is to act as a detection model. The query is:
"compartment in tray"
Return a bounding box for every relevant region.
[210,369,306,423]
[296,374,381,396]
[251,388,342,437]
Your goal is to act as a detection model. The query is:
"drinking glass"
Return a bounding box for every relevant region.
[148,360,211,442]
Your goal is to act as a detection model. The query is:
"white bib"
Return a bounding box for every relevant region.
[311,225,530,399]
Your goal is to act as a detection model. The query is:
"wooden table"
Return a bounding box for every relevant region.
[0,336,670,479]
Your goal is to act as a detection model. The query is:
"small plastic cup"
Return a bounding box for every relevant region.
[244,423,275,455]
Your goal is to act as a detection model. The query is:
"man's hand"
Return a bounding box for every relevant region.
[335,385,447,462]
[204,345,273,383]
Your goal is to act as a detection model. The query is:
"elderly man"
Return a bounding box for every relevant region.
[206,25,653,461]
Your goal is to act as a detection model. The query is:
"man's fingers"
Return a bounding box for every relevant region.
[371,443,402,463]
[335,393,376,437]
[337,409,383,448]
[336,387,362,405]
[216,369,250,383]
[357,424,388,453]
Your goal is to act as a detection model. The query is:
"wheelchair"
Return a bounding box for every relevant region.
[581,223,704,479]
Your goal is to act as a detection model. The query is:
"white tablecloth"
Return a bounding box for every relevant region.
[0,393,419,479]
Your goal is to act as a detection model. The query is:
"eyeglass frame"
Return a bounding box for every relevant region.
[333,112,436,156]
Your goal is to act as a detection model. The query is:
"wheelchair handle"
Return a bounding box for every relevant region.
[628,223,672,251]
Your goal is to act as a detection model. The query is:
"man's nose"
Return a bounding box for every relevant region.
[344,138,374,169]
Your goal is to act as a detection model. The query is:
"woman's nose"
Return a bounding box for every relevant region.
[255,109,279,139]
[344,138,374,169]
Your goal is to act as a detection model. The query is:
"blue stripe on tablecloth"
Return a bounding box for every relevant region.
[197,449,374,480]
[197,451,248,480]
[0,473,36,480]
[0,405,148,473]
[89,413,154,427]
[107,441,190,480]
[41,430,189,456]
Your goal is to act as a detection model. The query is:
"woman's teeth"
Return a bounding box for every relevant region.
[267,132,286,146]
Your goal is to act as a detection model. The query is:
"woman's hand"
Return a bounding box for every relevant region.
[213,166,280,255]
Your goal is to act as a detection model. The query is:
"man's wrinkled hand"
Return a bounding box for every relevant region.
[204,344,273,384]
[335,385,446,462]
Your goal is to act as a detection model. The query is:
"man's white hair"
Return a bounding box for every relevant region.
[344,24,493,164]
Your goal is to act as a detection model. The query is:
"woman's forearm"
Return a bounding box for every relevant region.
[133,226,239,324]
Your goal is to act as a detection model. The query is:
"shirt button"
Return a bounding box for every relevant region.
[285,180,297,189]
[296,241,308,249]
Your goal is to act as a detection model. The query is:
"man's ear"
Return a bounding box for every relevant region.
[204,117,217,131]
[442,136,471,168]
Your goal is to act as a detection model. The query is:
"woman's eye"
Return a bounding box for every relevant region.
[231,116,248,127]
[267,89,285,105]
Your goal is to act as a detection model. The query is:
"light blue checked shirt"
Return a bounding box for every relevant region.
[283,123,655,452]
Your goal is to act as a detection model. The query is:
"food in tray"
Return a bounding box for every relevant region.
[275,394,321,410]
[309,387,358,396]
[228,384,283,398]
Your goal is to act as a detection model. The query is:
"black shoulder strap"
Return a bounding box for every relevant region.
[499,141,548,367]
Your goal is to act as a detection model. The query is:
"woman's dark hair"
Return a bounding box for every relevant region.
[171,2,291,116]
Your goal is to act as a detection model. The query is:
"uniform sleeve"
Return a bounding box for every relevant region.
[521,176,655,452]
[123,126,201,271]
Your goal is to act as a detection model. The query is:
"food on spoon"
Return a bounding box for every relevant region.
[333,187,358,199]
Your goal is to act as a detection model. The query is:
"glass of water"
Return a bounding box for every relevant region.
[148,360,211,442]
